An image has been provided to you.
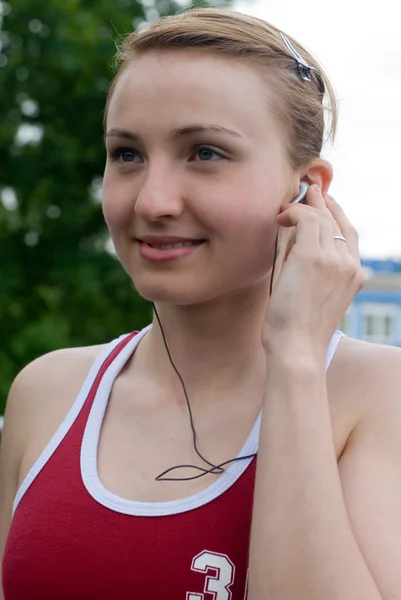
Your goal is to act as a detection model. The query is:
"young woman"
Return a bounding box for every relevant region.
[1,8,400,600]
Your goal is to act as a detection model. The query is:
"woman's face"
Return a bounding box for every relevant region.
[103,50,296,305]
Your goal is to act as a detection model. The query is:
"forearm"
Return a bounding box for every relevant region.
[248,349,381,600]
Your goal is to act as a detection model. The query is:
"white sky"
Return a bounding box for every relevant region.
[235,0,401,258]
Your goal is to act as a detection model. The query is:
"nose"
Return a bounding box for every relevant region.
[134,163,184,221]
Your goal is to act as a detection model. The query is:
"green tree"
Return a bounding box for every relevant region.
[0,0,230,412]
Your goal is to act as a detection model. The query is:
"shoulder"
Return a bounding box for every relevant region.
[0,342,112,563]
[334,334,401,371]
[331,340,401,597]
[332,336,401,416]
[328,336,401,452]
[6,344,108,432]
[1,343,110,490]
[9,343,108,401]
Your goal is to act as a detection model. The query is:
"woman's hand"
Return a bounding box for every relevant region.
[262,184,365,359]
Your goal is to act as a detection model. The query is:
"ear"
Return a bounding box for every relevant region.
[302,159,333,196]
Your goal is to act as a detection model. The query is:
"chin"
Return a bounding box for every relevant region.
[133,275,226,307]
[135,285,208,306]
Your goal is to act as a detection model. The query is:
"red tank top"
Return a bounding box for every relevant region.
[2,326,344,600]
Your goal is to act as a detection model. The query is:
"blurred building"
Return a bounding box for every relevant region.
[340,259,401,345]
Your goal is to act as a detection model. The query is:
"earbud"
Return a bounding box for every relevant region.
[291,180,309,204]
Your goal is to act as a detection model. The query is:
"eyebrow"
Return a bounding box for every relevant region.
[104,124,243,142]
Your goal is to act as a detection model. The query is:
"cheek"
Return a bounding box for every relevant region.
[208,178,283,275]
[101,176,130,234]
[212,179,280,240]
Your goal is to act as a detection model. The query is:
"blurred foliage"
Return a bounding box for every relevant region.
[0,0,231,412]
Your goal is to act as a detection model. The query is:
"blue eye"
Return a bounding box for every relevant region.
[194,146,225,162]
[109,147,140,163]
[120,149,136,162]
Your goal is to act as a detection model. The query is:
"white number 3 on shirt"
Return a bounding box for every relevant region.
[186,550,236,600]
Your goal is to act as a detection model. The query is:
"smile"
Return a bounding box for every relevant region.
[137,240,205,263]
[144,241,201,250]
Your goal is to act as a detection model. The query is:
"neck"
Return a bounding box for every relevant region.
[138,282,270,405]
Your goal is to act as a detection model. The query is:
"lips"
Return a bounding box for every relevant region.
[136,237,205,262]
[136,235,205,251]
[142,240,202,250]
[138,235,204,245]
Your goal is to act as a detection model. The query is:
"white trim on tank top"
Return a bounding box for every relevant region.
[12,325,345,517]
[11,334,132,516]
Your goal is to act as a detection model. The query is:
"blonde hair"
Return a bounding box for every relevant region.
[104,8,337,170]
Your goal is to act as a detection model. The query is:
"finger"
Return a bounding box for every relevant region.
[280,199,342,253]
[333,236,351,259]
[277,204,321,253]
[311,188,349,253]
[318,214,344,253]
[305,184,328,211]
[304,186,347,252]
[325,196,360,261]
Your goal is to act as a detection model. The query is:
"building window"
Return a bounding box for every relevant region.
[365,315,374,337]
[384,315,393,337]
[361,303,397,344]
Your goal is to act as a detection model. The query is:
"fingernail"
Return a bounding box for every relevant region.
[313,184,321,194]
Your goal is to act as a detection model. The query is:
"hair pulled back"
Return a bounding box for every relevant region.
[104,8,338,170]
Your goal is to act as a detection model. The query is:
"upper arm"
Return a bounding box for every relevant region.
[0,344,103,597]
[0,370,33,597]
[339,347,401,600]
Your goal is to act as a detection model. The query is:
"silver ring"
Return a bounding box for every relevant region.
[334,235,347,243]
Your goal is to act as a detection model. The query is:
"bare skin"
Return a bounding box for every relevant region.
[2,48,401,599]
[1,333,400,597]
[0,336,350,505]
